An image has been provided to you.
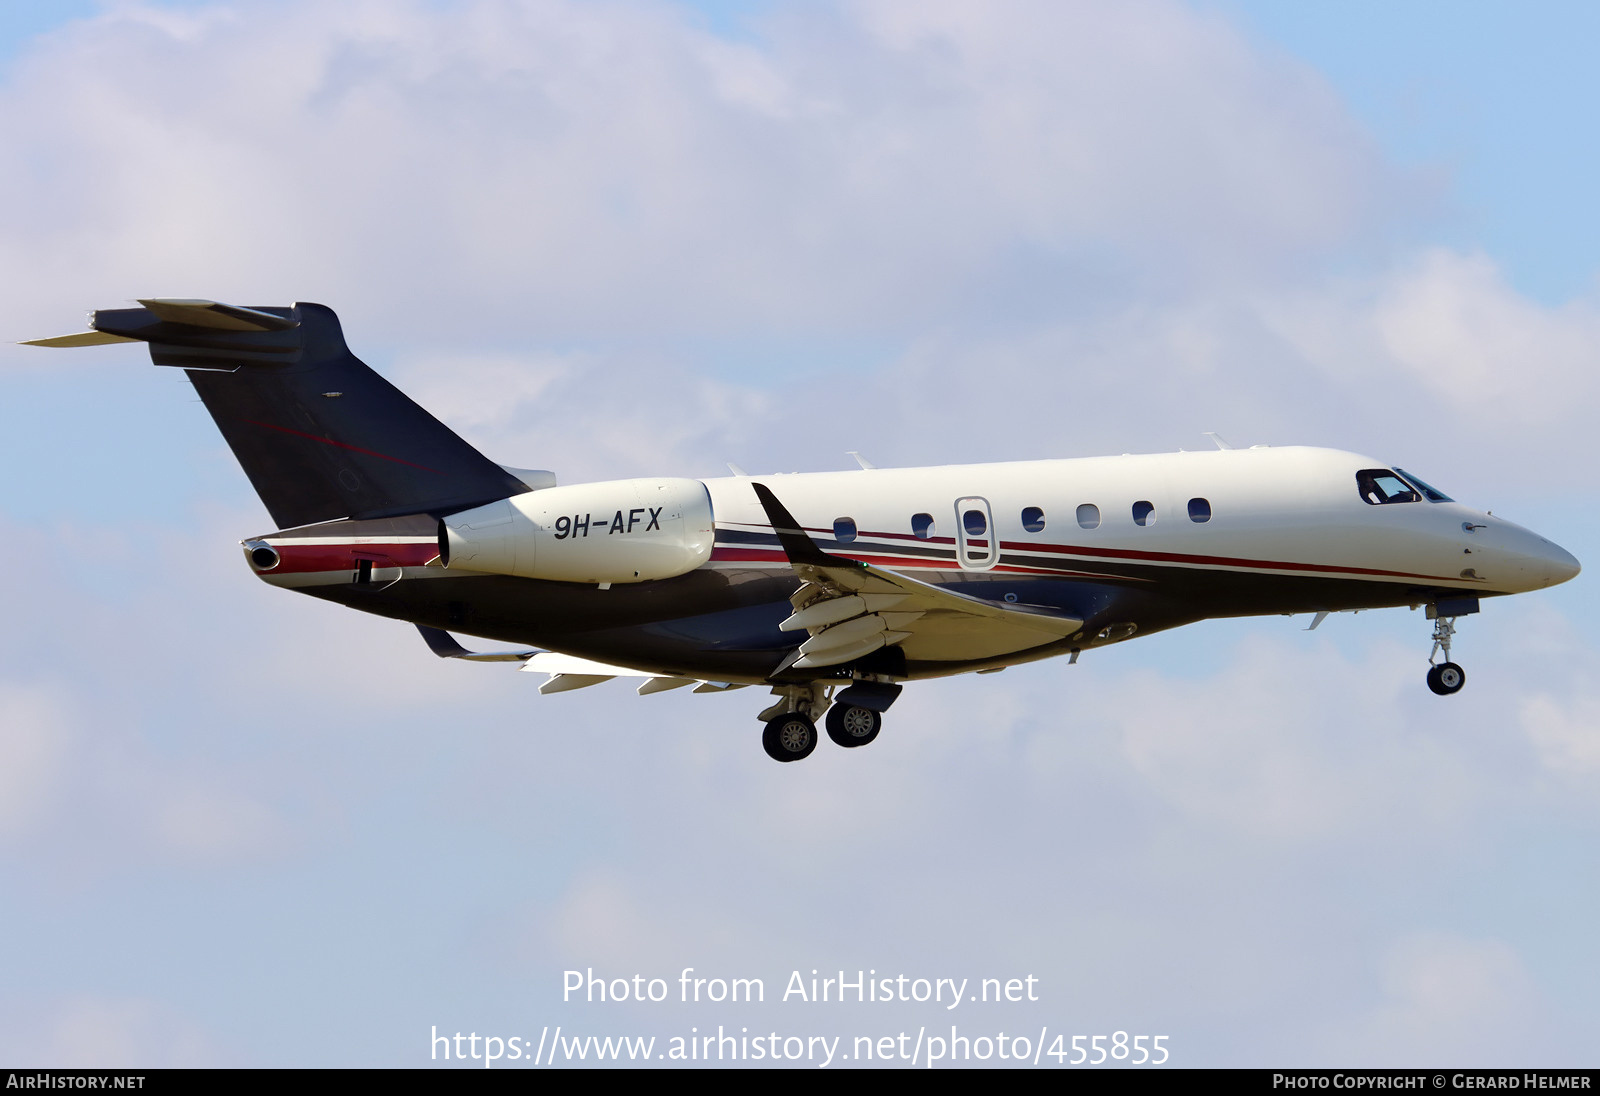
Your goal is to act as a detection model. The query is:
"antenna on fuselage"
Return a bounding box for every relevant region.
[1203,432,1234,450]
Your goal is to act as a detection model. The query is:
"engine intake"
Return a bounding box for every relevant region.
[440,477,714,584]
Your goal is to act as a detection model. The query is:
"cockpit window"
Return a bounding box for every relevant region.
[1393,468,1453,503]
[1356,469,1421,505]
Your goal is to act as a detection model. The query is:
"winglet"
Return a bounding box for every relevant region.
[751,482,840,567]
[417,624,474,658]
[416,624,537,662]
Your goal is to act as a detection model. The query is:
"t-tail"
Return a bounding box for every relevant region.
[25,299,530,527]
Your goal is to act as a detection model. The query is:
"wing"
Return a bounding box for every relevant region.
[414,625,749,696]
[750,483,1084,670]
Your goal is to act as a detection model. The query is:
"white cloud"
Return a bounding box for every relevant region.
[0,684,72,839]
[1521,690,1600,777]
[1374,248,1600,422]
[4,0,1591,492]
[1260,248,1600,433]
[0,0,1395,336]
[0,520,299,868]
[1318,934,1542,1066]
[0,995,226,1067]
[393,347,772,481]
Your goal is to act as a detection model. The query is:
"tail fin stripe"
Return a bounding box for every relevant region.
[239,418,443,474]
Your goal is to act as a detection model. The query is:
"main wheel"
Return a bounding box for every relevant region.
[762,713,818,762]
[825,704,882,748]
[1426,662,1466,696]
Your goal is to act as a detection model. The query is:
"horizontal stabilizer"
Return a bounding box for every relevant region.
[136,298,299,332]
[20,330,139,348]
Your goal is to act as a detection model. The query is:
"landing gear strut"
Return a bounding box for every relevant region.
[1426,612,1466,696]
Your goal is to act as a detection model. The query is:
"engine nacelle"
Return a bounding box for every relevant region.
[441,478,715,584]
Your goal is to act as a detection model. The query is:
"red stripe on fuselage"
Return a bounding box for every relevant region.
[995,538,1450,582]
[266,541,440,575]
[717,522,1458,584]
[707,545,1128,580]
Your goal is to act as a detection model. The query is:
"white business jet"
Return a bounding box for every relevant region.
[27,300,1580,762]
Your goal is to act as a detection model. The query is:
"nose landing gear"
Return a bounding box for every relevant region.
[1424,599,1476,696]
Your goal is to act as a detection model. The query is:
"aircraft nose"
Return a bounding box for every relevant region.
[1507,529,1581,589]
[1539,540,1582,586]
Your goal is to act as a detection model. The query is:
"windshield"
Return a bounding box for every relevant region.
[1356,469,1421,505]
[1393,467,1453,503]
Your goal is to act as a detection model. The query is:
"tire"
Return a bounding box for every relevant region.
[1426,662,1466,696]
[825,704,882,748]
[762,714,818,762]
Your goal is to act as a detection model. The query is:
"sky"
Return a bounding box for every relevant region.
[0,0,1596,1069]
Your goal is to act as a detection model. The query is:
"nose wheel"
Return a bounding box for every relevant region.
[1425,612,1466,695]
[1427,662,1465,695]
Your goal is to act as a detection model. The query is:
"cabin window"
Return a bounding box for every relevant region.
[963,509,988,537]
[1076,503,1101,530]
[833,517,857,542]
[1393,468,1453,502]
[911,512,935,539]
[1021,506,1046,533]
[1132,500,1156,526]
[1356,469,1421,505]
[1188,497,1212,523]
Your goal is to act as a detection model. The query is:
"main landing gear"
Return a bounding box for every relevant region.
[762,713,819,762]
[825,703,882,748]
[1424,603,1469,696]
[757,681,897,762]
[759,704,881,761]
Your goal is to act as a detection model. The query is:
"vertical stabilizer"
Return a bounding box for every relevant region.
[64,301,529,528]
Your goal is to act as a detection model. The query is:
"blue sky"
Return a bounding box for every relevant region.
[1,0,1596,1069]
[1224,0,1600,305]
